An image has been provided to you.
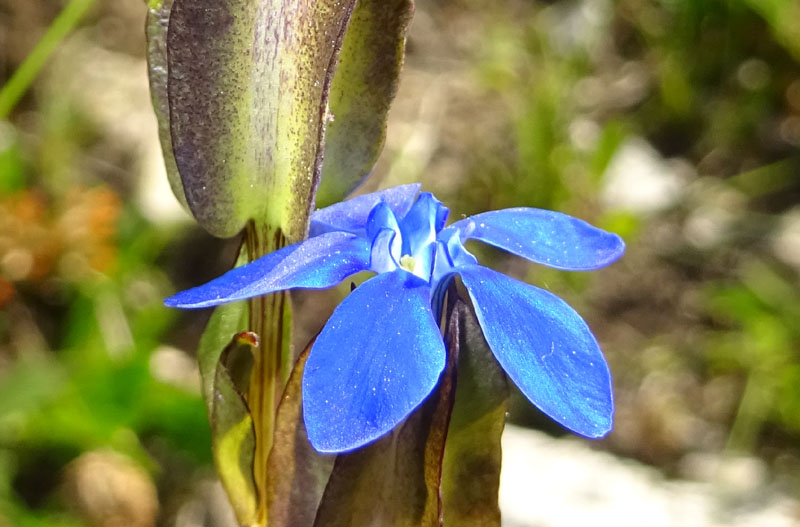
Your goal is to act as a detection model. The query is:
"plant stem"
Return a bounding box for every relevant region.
[725,371,764,454]
[245,222,292,526]
[0,0,96,119]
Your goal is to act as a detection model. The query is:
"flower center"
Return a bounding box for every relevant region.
[399,254,416,273]
[366,192,475,285]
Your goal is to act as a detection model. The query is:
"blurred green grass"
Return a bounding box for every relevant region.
[0,0,799,525]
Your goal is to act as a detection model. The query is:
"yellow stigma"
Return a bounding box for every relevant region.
[399,254,416,272]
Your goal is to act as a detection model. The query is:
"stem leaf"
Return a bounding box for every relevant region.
[145,0,187,210]
[166,0,358,238]
[266,337,335,527]
[316,0,415,207]
[212,356,258,526]
[197,301,258,525]
[441,302,509,527]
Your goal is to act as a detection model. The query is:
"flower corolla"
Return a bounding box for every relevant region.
[166,184,625,452]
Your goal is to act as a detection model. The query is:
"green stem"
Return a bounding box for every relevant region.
[725,371,764,454]
[0,0,96,119]
[245,222,291,526]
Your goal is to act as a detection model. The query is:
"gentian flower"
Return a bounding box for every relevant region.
[166,184,625,453]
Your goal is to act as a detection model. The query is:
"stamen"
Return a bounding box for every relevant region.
[399,254,416,273]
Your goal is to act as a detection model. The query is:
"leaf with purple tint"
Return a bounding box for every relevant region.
[266,339,334,527]
[145,0,186,209]
[166,0,357,238]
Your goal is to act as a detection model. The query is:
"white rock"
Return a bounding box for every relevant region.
[602,138,690,214]
[500,425,799,527]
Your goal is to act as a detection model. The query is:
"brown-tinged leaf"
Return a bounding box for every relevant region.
[311,306,460,527]
[441,302,509,527]
[316,0,415,207]
[166,0,357,238]
[266,337,334,527]
[144,0,187,210]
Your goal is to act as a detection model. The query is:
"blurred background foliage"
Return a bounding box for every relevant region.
[0,0,798,525]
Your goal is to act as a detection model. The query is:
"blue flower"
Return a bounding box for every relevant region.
[166,184,625,453]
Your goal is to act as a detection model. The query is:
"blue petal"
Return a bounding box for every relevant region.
[369,228,400,273]
[459,265,613,438]
[366,203,402,273]
[310,184,421,236]
[303,270,446,452]
[398,192,448,257]
[446,208,625,270]
[433,227,478,281]
[365,201,401,246]
[164,232,371,309]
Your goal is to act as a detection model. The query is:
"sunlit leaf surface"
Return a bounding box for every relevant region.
[196,301,258,524]
[317,0,414,207]
[166,0,358,238]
